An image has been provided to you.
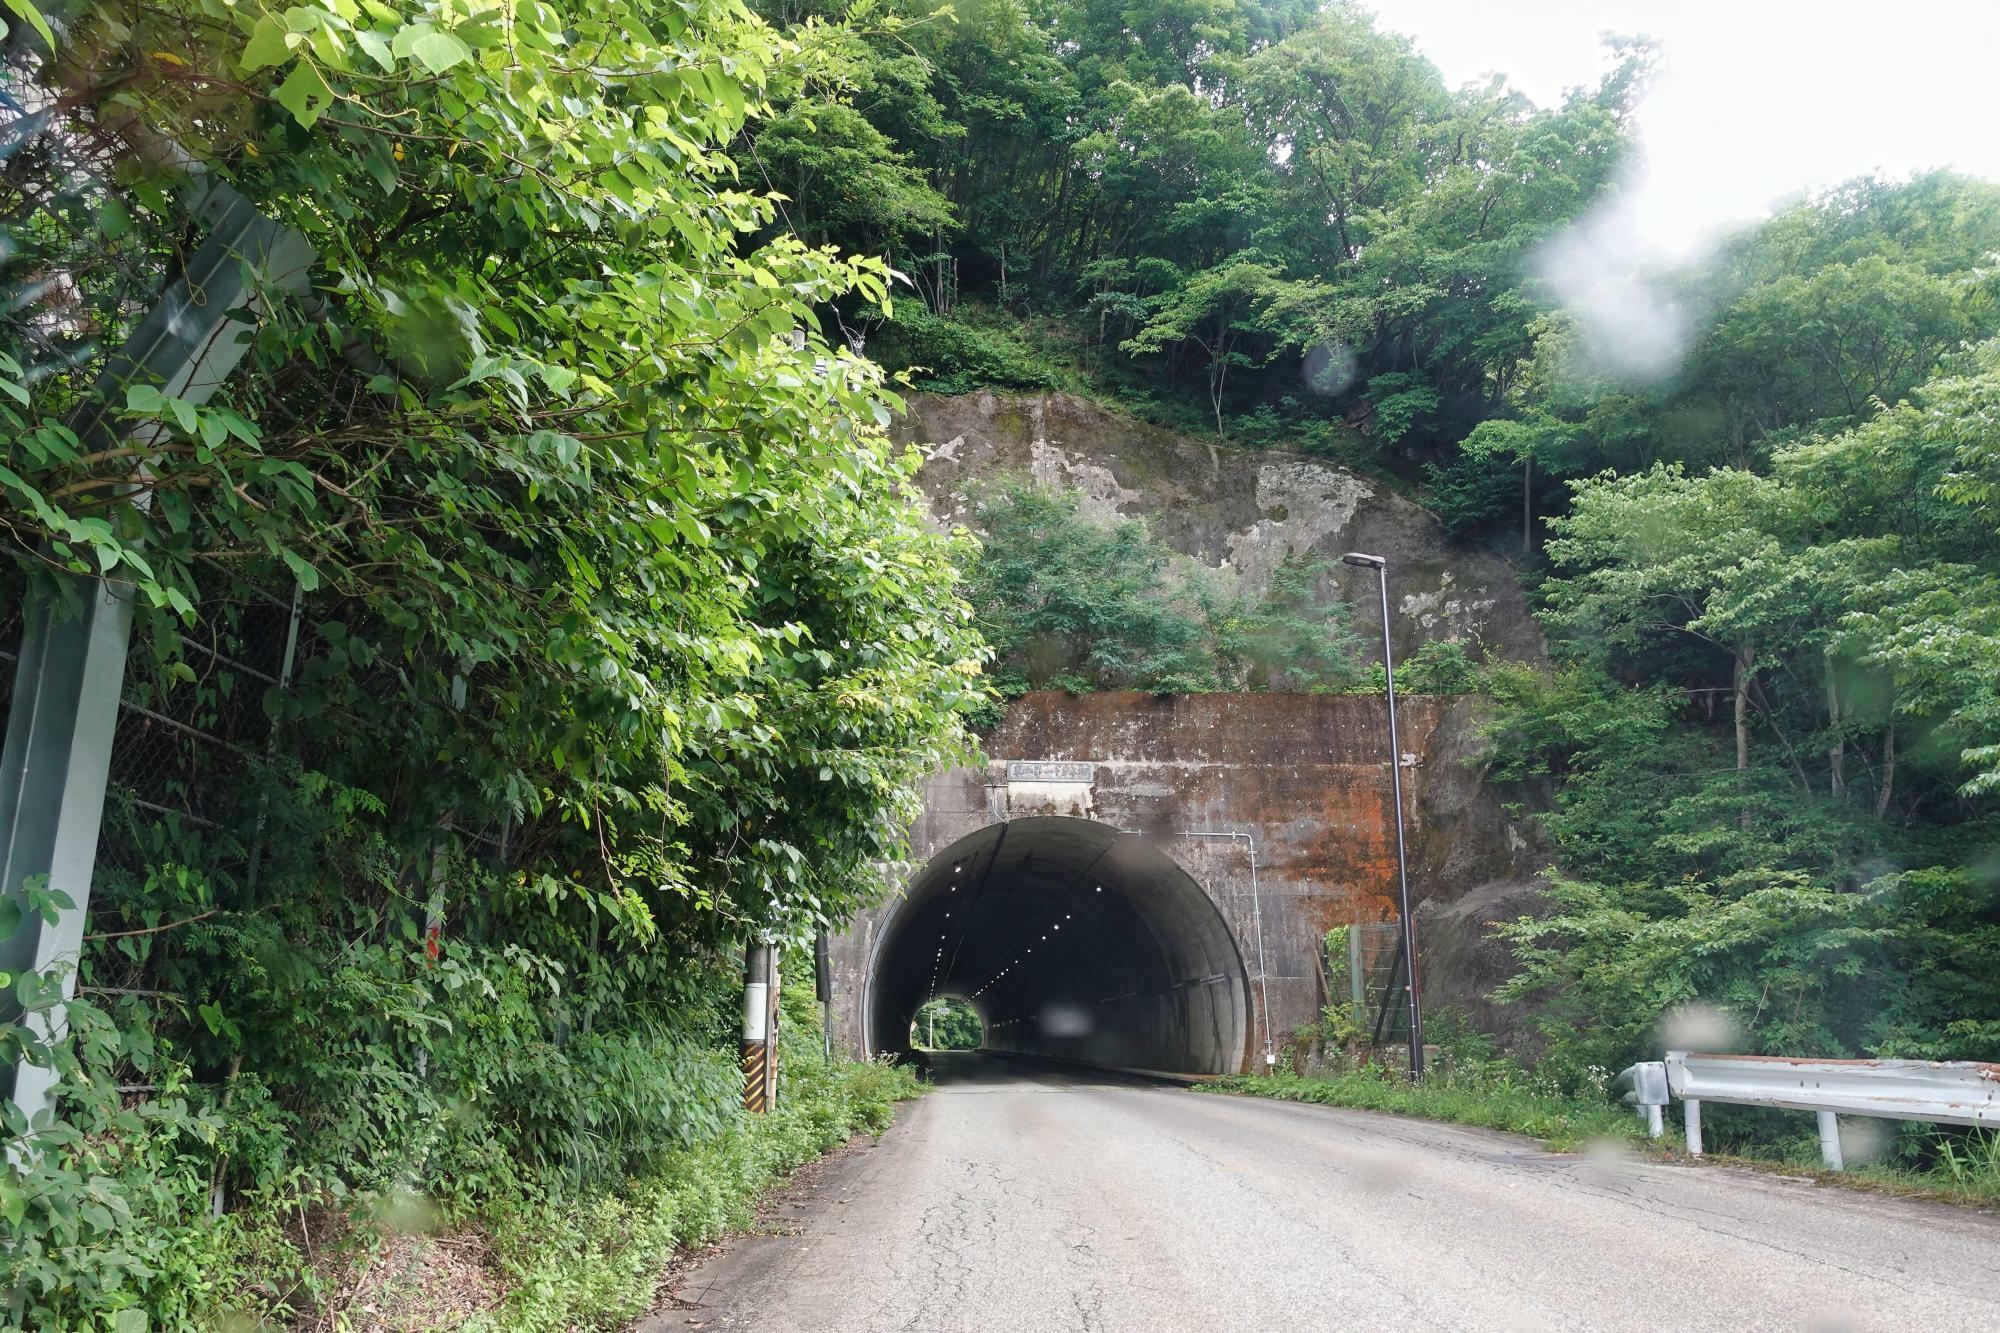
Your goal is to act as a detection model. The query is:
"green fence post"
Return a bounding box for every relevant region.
[0,183,312,1138]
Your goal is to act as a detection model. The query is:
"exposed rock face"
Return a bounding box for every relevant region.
[1404,697,1552,1049]
[895,390,1542,664]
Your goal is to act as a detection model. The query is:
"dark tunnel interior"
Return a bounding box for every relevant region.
[866,817,1253,1075]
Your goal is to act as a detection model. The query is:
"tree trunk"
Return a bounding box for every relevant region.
[1211,345,1229,438]
[1827,669,1845,798]
[1734,645,1755,829]
[1874,725,1896,819]
[1734,646,1755,772]
[1209,318,1233,438]
[1521,453,1533,555]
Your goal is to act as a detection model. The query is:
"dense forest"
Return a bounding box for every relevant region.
[0,0,972,1323]
[2,0,1998,1323]
[746,0,2000,1078]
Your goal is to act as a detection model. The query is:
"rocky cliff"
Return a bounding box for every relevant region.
[894,390,1542,664]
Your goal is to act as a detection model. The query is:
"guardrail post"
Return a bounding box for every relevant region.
[1816,1111,1844,1171]
[1613,1060,1668,1139]
[1684,1098,1703,1156]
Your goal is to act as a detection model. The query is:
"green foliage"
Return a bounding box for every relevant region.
[1398,639,1485,696]
[911,997,982,1050]
[0,1009,305,1328]
[1443,172,2000,540]
[1204,1061,1643,1153]
[869,304,1063,394]
[741,0,1640,446]
[471,1048,921,1331]
[2,0,982,1324]
[958,476,1367,698]
[1928,1131,2000,1199]
[1482,350,2000,1091]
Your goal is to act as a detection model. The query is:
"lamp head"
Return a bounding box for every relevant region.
[1341,552,1386,569]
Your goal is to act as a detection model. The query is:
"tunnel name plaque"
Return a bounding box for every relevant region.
[1006,760,1095,784]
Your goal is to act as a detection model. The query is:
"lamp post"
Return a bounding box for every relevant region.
[1342,552,1424,1080]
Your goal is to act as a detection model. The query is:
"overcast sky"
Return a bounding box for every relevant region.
[1370,0,2000,256]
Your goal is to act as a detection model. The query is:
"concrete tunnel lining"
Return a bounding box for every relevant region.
[865,817,1254,1075]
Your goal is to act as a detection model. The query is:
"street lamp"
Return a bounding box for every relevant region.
[1342,552,1424,1080]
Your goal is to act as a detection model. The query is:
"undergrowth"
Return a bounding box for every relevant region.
[469,1046,922,1331]
[1202,1062,1643,1152]
[1206,1062,2000,1207]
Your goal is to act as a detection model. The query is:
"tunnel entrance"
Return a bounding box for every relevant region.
[865,817,1254,1075]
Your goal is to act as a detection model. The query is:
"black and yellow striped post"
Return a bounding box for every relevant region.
[741,939,779,1112]
[741,1040,769,1113]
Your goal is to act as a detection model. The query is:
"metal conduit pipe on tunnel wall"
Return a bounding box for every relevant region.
[862,817,1257,1076]
[1167,829,1275,1070]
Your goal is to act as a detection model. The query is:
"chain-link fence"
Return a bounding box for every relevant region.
[93,576,303,879]
[0,566,20,709]
[2,569,519,886]
[0,571,300,879]
[0,44,521,940]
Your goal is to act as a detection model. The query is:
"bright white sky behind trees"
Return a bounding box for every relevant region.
[1372,1,2000,377]
[1374,0,2000,255]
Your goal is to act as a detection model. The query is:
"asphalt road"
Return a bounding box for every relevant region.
[649,1053,2000,1332]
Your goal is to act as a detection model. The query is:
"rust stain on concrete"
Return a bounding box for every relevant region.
[829,689,1540,1070]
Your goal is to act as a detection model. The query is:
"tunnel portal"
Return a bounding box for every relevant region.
[866,817,1254,1075]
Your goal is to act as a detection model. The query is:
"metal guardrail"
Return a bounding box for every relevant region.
[1650,1051,2000,1170]
[1613,1060,1669,1139]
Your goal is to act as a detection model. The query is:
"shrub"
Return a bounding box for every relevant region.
[870,306,1060,394]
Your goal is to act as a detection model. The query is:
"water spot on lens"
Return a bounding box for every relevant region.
[1302,341,1356,397]
[1350,1147,1408,1193]
[1658,1002,1742,1053]
[374,1187,439,1235]
[1039,1003,1092,1038]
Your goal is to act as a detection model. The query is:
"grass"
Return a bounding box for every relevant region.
[462,1054,923,1331]
[1204,1063,2000,1209]
[1201,1062,1645,1152]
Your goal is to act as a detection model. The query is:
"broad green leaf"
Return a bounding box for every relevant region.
[354,27,395,72]
[280,548,322,592]
[240,15,296,71]
[275,60,335,128]
[407,28,471,74]
[1,0,53,49]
